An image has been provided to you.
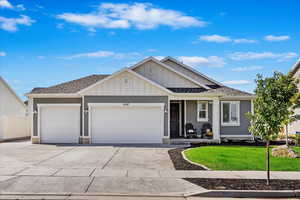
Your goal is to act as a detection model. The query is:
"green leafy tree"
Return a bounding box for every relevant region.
[247,72,299,185]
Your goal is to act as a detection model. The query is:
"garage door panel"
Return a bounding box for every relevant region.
[90,105,164,144]
[40,106,80,143]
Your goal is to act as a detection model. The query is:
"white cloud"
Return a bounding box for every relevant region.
[178,56,226,68]
[229,51,298,62]
[154,56,164,60]
[57,2,205,30]
[60,50,141,60]
[199,34,231,43]
[56,23,64,29]
[231,66,262,72]
[0,51,6,56]
[198,35,257,44]
[0,0,12,9]
[233,38,257,44]
[147,49,157,52]
[37,56,45,59]
[0,15,35,32]
[222,80,251,85]
[264,35,290,42]
[16,4,25,11]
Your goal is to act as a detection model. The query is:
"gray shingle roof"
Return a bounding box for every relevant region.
[29,74,109,94]
[29,74,253,97]
[201,86,254,96]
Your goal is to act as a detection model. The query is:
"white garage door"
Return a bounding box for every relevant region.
[90,103,164,144]
[39,104,81,143]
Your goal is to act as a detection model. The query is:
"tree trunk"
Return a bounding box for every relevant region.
[266,140,270,185]
[285,124,289,146]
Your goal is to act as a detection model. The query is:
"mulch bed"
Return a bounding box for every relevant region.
[168,148,206,170]
[184,178,300,190]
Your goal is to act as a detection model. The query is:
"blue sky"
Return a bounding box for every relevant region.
[0,0,299,100]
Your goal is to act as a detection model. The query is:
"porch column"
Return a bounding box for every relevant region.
[212,99,220,142]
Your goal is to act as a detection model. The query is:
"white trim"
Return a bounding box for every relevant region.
[37,104,81,108]
[168,100,170,138]
[82,96,85,137]
[29,97,34,138]
[78,68,173,95]
[170,96,219,100]
[26,94,81,98]
[129,57,210,89]
[221,135,253,138]
[212,99,220,141]
[0,76,26,108]
[161,57,224,86]
[221,101,240,126]
[220,96,256,100]
[88,103,165,108]
[37,104,81,143]
[88,105,91,141]
[170,101,182,137]
[251,99,254,114]
[197,101,208,122]
[184,100,187,138]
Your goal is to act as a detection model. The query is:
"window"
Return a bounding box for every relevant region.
[221,101,240,126]
[197,101,208,121]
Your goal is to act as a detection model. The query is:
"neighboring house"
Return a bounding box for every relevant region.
[26,57,255,144]
[0,76,30,141]
[287,59,300,134]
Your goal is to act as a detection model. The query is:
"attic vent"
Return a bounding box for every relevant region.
[124,78,129,84]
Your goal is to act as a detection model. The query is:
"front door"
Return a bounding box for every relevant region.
[170,103,180,138]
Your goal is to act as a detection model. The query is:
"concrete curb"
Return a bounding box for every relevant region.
[190,189,299,198]
[181,148,211,170]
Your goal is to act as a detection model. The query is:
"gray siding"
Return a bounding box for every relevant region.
[185,100,212,132]
[84,96,168,137]
[220,100,251,136]
[32,98,82,137]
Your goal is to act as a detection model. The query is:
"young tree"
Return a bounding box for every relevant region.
[247,72,299,185]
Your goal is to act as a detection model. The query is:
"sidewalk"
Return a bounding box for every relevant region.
[1,167,300,179]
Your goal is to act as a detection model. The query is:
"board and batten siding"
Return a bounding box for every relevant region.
[133,60,200,88]
[82,71,167,96]
[84,96,168,137]
[162,60,215,85]
[32,98,82,137]
[220,100,252,136]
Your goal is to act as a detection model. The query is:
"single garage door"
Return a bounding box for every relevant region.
[39,104,81,143]
[90,103,164,143]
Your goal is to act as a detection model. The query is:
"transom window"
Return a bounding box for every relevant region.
[221,101,240,126]
[197,101,208,121]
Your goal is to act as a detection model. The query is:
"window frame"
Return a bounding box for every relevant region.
[221,101,240,126]
[197,101,208,122]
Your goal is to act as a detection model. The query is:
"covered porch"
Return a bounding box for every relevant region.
[167,98,221,144]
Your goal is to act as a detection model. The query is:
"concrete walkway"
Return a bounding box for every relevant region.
[1,167,300,179]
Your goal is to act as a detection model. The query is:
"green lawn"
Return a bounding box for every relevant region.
[184,146,300,171]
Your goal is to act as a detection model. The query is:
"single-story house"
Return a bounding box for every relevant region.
[26,57,255,144]
[287,59,300,134]
[0,76,30,141]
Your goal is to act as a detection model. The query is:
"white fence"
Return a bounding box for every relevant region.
[0,115,30,140]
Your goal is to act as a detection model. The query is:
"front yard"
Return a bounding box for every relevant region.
[184,145,300,171]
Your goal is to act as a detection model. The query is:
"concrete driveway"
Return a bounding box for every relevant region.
[0,141,204,196]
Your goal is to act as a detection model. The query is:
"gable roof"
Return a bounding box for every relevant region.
[78,68,173,95]
[26,57,254,98]
[161,56,224,86]
[290,58,300,76]
[129,57,210,89]
[29,74,109,94]
[0,76,26,108]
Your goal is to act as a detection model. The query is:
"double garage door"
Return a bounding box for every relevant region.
[39,103,164,144]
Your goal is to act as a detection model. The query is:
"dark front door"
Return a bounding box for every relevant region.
[170,103,180,138]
